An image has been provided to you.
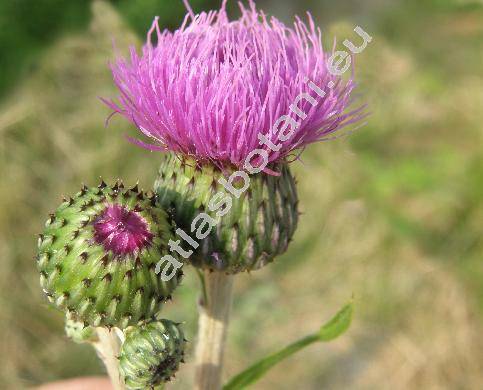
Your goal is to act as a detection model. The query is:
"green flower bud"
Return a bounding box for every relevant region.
[120,319,186,389]
[154,154,299,273]
[37,181,183,329]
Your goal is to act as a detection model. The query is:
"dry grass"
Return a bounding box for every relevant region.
[0,1,482,389]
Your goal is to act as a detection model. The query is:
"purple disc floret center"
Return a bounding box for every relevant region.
[93,204,153,256]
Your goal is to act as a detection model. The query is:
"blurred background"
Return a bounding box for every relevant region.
[1,0,482,388]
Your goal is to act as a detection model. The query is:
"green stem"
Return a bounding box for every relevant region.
[194,271,234,390]
[93,327,125,390]
[195,268,208,306]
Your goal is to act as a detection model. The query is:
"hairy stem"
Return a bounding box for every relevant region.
[93,327,125,390]
[195,271,234,390]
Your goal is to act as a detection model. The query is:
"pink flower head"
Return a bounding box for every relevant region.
[94,204,153,257]
[104,0,365,169]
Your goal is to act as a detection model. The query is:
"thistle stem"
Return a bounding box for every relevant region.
[93,328,125,390]
[195,271,234,390]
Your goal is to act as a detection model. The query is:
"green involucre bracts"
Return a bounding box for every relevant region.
[36,181,183,329]
[120,319,186,389]
[64,317,98,344]
[154,154,299,273]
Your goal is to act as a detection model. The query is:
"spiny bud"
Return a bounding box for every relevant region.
[120,319,186,389]
[65,317,97,344]
[154,154,298,273]
[37,181,183,329]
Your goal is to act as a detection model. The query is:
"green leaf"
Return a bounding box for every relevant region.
[223,302,353,390]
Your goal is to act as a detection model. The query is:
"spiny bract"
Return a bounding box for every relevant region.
[37,181,183,329]
[155,154,299,273]
[119,319,186,389]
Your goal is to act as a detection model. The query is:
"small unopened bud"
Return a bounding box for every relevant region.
[119,319,186,389]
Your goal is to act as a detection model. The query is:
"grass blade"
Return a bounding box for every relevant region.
[223,302,353,390]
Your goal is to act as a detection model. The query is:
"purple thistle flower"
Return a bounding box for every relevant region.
[103,0,365,169]
[93,204,153,256]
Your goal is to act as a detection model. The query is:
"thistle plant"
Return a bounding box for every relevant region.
[37,1,367,389]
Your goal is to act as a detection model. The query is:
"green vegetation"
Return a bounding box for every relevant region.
[0,0,481,388]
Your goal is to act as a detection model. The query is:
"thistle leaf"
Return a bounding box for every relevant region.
[223,302,353,390]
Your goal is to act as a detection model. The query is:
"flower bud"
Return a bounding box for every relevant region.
[154,154,299,273]
[37,181,183,329]
[119,319,186,389]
